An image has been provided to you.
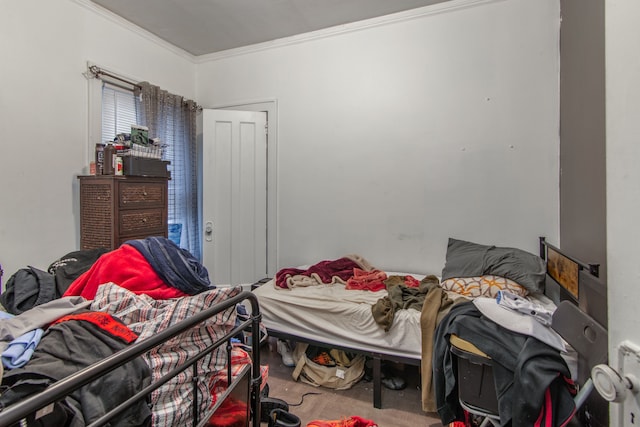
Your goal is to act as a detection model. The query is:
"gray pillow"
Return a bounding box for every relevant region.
[441,238,546,294]
[440,238,493,279]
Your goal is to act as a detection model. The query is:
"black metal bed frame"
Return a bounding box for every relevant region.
[0,290,263,427]
[538,236,608,427]
[539,236,600,277]
[539,236,601,303]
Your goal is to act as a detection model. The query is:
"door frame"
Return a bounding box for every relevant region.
[208,99,278,277]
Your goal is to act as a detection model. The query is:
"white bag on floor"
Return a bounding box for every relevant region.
[291,343,365,390]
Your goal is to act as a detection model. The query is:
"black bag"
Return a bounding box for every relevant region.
[47,248,109,297]
[0,266,56,315]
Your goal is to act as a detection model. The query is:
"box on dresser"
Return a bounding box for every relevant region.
[122,157,170,178]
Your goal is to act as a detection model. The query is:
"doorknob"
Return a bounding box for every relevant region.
[591,364,637,403]
[591,339,640,425]
[205,221,213,242]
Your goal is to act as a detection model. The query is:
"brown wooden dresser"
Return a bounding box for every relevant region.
[78,175,168,250]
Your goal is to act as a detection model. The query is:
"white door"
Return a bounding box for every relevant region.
[202,109,268,286]
[606,1,640,425]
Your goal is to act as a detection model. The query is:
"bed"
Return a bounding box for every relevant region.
[0,238,265,427]
[253,237,605,418]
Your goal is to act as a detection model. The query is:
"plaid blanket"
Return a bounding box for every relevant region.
[91,283,241,426]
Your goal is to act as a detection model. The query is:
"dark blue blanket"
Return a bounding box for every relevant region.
[125,237,212,294]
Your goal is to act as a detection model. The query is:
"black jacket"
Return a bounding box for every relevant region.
[0,311,152,427]
[432,302,576,427]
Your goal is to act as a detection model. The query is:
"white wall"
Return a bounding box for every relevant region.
[0,0,196,280]
[196,0,561,274]
[0,0,560,281]
[606,0,640,424]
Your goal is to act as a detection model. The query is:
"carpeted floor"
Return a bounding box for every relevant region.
[258,338,443,427]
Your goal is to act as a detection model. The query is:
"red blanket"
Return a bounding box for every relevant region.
[63,245,188,300]
[275,257,364,289]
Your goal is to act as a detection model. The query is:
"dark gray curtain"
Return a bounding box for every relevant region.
[135,82,200,259]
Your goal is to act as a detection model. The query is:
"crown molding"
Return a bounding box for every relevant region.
[73,0,502,65]
[195,0,503,63]
[72,0,197,62]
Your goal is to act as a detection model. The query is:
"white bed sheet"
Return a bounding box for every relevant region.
[253,273,426,360]
[253,272,564,361]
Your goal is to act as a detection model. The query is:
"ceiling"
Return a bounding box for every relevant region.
[89,0,450,56]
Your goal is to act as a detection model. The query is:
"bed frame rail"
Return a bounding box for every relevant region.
[539,236,600,277]
[0,291,263,427]
[539,237,608,426]
[539,236,600,302]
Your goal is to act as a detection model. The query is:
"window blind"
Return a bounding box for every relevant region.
[101,83,137,143]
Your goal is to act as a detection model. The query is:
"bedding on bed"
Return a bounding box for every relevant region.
[371,274,440,332]
[440,275,529,298]
[90,283,241,427]
[0,239,262,426]
[274,254,374,289]
[253,267,467,413]
[257,244,557,414]
[441,238,546,294]
[0,310,152,426]
[256,269,426,359]
[63,244,190,300]
[64,236,216,301]
[0,283,263,426]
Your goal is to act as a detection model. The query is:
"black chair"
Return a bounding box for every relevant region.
[450,300,608,427]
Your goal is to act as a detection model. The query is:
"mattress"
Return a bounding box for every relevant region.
[252,273,426,360]
[254,273,562,359]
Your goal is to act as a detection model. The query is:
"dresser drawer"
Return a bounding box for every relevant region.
[119,208,166,235]
[79,175,168,251]
[117,232,168,248]
[119,181,165,209]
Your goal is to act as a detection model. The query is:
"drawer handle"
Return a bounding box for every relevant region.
[143,191,148,196]
[142,218,148,223]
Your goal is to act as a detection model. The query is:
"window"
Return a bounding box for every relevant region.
[100,82,198,257]
[101,83,137,142]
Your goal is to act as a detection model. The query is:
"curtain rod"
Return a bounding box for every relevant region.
[88,65,142,90]
[87,64,202,111]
